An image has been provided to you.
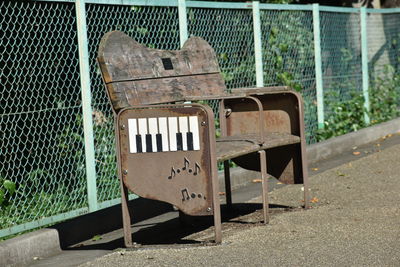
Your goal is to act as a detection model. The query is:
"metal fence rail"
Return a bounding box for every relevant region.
[0,0,399,239]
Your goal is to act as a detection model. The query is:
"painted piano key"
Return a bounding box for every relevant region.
[128,119,137,153]
[178,117,188,151]
[138,118,147,153]
[158,117,169,152]
[128,116,201,153]
[168,117,178,151]
[189,116,200,150]
[148,118,158,152]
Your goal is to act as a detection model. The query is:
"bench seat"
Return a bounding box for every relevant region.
[216,133,301,162]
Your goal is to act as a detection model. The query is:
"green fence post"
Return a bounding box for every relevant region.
[313,4,324,129]
[178,0,188,47]
[75,0,98,212]
[252,1,264,87]
[360,7,371,125]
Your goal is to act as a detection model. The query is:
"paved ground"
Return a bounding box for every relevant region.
[78,136,400,266]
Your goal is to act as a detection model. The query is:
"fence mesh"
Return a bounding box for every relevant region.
[187,7,255,113]
[320,12,363,114]
[260,9,317,143]
[0,0,87,231]
[86,4,180,203]
[316,11,365,138]
[1,1,400,239]
[367,12,400,125]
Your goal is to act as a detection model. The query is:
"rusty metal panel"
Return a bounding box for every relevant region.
[219,89,306,185]
[224,91,300,136]
[116,104,215,216]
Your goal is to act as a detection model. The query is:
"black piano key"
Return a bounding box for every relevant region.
[136,135,142,153]
[187,132,194,151]
[145,134,153,152]
[156,133,162,152]
[176,133,183,151]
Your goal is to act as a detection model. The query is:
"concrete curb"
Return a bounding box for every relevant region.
[307,117,400,164]
[1,117,399,267]
[0,229,61,267]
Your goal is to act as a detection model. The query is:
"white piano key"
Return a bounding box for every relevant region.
[168,117,178,151]
[138,118,147,153]
[128,119,137,153]
[158,117,169,152]
[179,117,189,151]
[189,116,200,150]
[148,118,158,152]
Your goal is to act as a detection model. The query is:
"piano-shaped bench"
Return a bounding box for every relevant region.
[97,31,309,246]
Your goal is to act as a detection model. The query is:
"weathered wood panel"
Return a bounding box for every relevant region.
[107,73,226,110]
[98,31,227,110]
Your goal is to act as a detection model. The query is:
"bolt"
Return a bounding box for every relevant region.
[207,207,212,212]
[201,121,206,126]
[123,169,128,175]
[120,124,126,130]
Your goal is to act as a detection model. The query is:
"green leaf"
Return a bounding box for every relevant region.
[279,43,288,53]
[92,235,102,241]
[293,84,302,92]
[0,189,4,206]
[271,27,279,37]
[3,180,16,195]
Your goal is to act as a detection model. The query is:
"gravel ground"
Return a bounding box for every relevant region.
[80,143,400,267]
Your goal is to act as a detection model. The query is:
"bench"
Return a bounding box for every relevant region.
[97,31,309,246]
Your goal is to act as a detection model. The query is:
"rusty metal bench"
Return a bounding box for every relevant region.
[97,31,309,247]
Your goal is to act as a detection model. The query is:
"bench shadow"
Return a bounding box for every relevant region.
[65,202,292,250]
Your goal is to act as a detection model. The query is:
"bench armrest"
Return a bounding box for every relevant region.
[231,86,292,95]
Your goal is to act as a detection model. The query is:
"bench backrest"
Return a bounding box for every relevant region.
[97,31,227,112]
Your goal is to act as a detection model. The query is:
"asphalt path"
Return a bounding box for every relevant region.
[80,138,400,266]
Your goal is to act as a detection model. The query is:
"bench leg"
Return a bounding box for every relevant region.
[212,189,222,244]
[120,178,133,247]
[258,150,269,224]
[303,174,310,209]
[223,160,232,209]
[211,163,222,244]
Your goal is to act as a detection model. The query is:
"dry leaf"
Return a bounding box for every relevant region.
[310,197,319,203]
[352,151,361,156]
[252,179,262,183]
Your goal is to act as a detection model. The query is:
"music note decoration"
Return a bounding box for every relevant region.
[181,188,204,202]
[166,157,201,179]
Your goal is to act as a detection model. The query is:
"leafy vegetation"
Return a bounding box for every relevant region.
[316,68,400,141]
[0,177,16,211]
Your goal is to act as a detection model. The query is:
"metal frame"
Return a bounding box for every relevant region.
[219,88,310,221]
[115,103,222,246]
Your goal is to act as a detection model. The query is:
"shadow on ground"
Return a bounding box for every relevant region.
[64,203,294,250]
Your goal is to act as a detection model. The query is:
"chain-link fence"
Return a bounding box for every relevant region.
[1,0,399,239]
